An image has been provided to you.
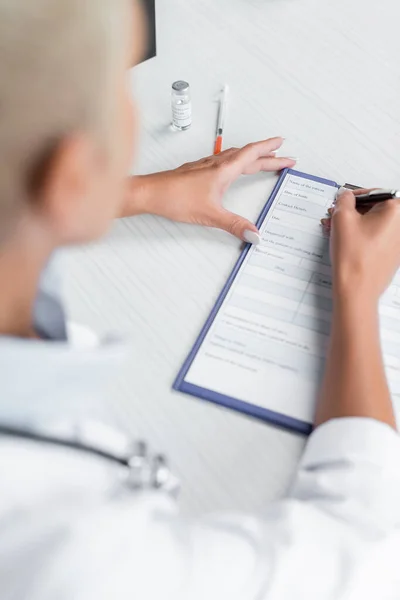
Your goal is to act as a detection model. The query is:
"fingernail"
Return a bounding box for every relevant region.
[244,230,261,245]
[336,186,347,197]
[274,154,298,161]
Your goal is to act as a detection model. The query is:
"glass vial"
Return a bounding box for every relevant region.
[171,81,192,131]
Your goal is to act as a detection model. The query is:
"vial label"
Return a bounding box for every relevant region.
[172,102,192,129]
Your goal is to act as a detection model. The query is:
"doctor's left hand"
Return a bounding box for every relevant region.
[122,137,296,244]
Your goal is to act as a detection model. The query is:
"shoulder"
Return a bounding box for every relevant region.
[0,435,176,600]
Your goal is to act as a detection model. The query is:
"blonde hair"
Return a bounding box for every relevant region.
[0,0,130,235]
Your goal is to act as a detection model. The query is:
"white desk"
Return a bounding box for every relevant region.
[66,0,400,514]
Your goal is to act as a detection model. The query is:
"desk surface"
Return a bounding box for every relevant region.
[66,0,400,514]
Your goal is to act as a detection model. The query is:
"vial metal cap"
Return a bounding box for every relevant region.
[172,80,190,94]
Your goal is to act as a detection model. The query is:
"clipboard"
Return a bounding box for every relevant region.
[173,169,339,435]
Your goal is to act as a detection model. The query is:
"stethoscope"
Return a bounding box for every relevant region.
[0,422,180,497]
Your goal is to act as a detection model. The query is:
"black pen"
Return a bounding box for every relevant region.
[355,189,400,208]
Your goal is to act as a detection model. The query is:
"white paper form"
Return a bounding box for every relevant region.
[179,171,400,427]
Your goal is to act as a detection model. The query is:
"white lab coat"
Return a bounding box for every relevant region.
[1,256,400,600]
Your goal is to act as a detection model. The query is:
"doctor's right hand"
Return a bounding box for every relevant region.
[322,188,400,304]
